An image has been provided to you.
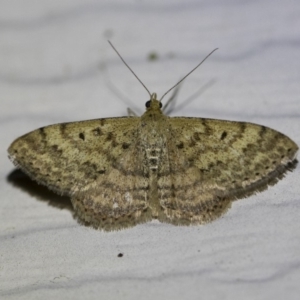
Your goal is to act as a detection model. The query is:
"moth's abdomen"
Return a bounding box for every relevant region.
[145,148,162,171]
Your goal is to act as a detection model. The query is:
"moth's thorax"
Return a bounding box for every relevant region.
[140,95,167,134]
[141,108,164,122]
[139,97,168,173]
[140,104,168,145]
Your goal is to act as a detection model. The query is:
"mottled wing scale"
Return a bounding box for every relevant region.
[8,117,154,230]
[156,118,298,225]
[8,95,298,231]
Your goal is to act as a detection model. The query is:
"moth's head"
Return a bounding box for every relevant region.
[145,93,163,111]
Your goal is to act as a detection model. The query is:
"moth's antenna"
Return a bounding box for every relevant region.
[160,48,218,102]
[108,41,151,97]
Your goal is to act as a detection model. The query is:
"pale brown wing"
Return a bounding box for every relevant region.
[157,117,298,225]
[8,117,152,230]
[8,117,139,195]
[71,135,153,231]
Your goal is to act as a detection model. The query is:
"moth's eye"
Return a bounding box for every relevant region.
[145,100,151,108]
[159,102,162,108]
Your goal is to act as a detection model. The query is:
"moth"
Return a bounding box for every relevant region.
[8,43,298,231]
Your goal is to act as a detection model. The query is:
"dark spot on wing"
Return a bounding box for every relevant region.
[50,145,62,155]
[176,142,184,149]
[259,126,267,137]
[39,127,46,139]
[122,143,130,149]
[239,122,247,134]
[92,127,102,136]
[79,132,85,140]
[220,131,227,140]
[60,123,67,135]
